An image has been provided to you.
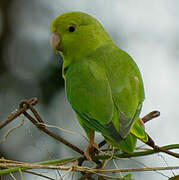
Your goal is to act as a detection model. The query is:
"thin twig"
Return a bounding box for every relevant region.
[22,110,84,155]
[10,172,17,180]
[95,166,179,173]
[0,163,179,174]
[146,135,179,158]
[21,100,84,155]
[141,111,179,158]
[0,157,77,176]
[23,170,55,180]
[0,144,179,176]
[0,162,70,170]
[61,167,73,178]
[0,98,84,155]
[0,158,27,164]
[131,157,169,178]
[142,111,160,123]
[0,98,38,129]
[0,118,24,142]
[93,144,179,160]
[1,98,178,161]
[158,154,175,177]
[18,168,24,180]
[39,123,88,141]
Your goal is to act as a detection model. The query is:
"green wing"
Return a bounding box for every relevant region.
[65,43,148,154]
[85,42,148,142]
[65,58,124,143]
[101,43,148,142]
[65,59,113,126]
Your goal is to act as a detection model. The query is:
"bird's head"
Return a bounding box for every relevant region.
[50,11,111,62]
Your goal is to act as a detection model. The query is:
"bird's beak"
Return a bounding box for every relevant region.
[50,32,61,52]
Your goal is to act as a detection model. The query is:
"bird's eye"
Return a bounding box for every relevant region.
[68,25,76,32]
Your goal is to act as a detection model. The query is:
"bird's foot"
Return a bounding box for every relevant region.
[84,141,99,161]
[84,132,99,161]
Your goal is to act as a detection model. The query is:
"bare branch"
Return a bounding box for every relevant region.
[22,110,84,155]
[23,170,55,180]
[93,144,179,161]
[146,135,179,158]
[0,162,179,177]
[0,98,38,129]
[0,98,84,155]
[0,118,24,142]
[142,111,160,123]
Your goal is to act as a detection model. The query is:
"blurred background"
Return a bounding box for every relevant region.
[0,0,179,179]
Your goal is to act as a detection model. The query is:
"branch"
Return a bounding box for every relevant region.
[1,143,179,175]
[23,170,55,180]
[0,98,84,155]
[93,144,179,161]
[22,111,84,155]
[0,98,37,129]
[95,166,179,173]
[0,157,77,175]
[0,161,179,178]
[146,135,179,158]
[1,98,178,162]
[142,111,160,123]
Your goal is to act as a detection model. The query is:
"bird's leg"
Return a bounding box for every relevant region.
[84,132,99,161]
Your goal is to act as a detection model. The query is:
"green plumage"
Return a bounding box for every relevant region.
[51,11,148,154]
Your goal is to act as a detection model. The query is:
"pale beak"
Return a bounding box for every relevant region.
[50,32,61,52]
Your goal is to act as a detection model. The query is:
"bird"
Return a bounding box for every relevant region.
[50,11,148,161]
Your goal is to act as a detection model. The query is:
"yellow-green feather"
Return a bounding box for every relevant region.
[51,11,148,153]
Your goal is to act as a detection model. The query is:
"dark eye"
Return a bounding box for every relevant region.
[68,25,76,32]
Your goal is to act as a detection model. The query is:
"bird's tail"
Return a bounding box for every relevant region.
[130,117,148,143]
[131,117,179,158]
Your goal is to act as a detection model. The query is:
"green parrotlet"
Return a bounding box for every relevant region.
[50,11,148,161]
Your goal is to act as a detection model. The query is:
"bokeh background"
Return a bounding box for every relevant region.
[0,0,179,179]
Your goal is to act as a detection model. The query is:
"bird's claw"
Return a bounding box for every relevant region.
[84,142,99,161]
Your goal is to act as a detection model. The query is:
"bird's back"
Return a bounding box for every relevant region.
[87,42,145,138]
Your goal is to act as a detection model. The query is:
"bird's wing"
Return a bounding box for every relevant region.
[65,58,122,142]
[101,45,147,141]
